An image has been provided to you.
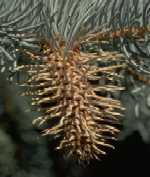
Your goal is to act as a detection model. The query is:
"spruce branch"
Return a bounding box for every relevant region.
[1,0,150,162]
[0,0,43,75]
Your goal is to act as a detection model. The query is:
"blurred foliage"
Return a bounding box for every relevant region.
[0,74,54,177]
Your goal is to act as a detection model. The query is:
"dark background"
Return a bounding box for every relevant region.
[0,73,150,177]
